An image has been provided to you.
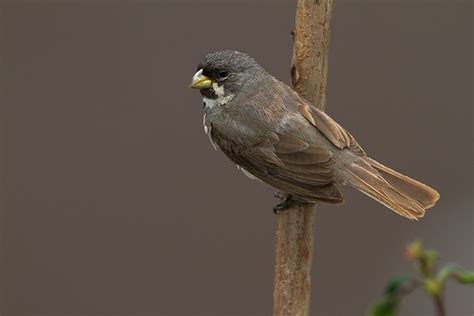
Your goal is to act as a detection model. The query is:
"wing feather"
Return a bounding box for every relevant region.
[298,103,366,157]
[248,132,343,203]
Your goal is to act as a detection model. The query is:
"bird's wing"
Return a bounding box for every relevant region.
[239,99,367,202]
[298,103,366,157]
[224,132,343,204]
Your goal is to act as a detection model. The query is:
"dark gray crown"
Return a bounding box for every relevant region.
[197,50,263,74]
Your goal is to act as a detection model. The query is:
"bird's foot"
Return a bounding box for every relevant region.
[273,192,302,215]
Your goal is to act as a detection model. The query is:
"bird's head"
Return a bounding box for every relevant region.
[190,50,264,101]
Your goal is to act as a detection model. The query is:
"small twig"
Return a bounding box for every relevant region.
[434,294,446,316]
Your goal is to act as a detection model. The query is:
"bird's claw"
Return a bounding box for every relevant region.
[274,191,286,199]
[273,192,295,215]
[273,192,310,214]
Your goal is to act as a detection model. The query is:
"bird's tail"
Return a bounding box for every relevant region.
[343,158,440,220]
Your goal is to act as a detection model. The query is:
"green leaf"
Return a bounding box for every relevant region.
[368,299,398,316]
[384,275,414,298]
[437,265,474,285]
[424,250,439,270]
[437,264,462,284]
[454,271,474,284]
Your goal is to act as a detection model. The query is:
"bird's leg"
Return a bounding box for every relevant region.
[273,192,304,214]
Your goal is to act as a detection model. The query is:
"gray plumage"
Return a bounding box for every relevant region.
[192,50,439,220]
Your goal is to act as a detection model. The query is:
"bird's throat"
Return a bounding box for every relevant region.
[201,82,235,109]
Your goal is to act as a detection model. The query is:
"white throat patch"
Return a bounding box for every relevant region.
[202,82,234,109]
[201,82,234,151]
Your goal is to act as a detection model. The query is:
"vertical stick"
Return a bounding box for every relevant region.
[434,295,447,316]
[272,1,334,316]
[291,0,333,108]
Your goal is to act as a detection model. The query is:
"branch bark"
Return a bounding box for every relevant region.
[272,1,334,316]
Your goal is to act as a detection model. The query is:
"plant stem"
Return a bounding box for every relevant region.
[434,294,446,316]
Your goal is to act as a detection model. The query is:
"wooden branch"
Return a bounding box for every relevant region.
[273,203,317,316]
[291,0,333,108]
[272,1,334,316]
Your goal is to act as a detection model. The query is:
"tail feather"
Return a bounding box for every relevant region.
[367,158,440,208]
[344,159,439,220]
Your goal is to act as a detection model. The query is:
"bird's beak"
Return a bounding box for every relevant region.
[190,69,213,89]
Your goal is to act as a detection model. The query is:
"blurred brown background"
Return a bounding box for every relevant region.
[1,0,472,315]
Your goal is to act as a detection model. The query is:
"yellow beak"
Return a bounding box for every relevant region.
[190,69,213,89]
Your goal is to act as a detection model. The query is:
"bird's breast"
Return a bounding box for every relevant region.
[202,111,219,150]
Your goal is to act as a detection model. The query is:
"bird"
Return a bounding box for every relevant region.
[189,50,439,220]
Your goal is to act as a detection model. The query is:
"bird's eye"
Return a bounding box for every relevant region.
[218,70,228,78]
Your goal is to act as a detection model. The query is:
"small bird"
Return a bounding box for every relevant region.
[190,50,439,219]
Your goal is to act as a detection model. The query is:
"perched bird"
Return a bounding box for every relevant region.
[190,50,439,219]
